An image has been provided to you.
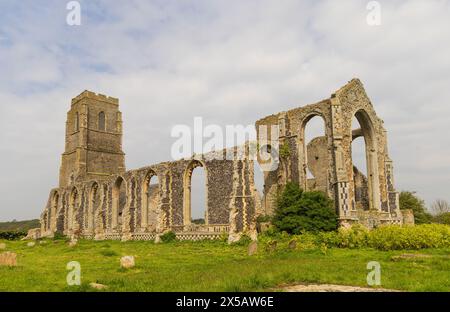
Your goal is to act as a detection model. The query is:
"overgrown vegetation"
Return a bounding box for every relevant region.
[261,224,450,251]
[160,231,177,243]
[272,182,338,234]
[0,236,449,291]
[279,142,291,158]
[0,219,39,232]
[0,231,26,240]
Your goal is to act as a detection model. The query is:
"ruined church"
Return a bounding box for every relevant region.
[39,79,410,241]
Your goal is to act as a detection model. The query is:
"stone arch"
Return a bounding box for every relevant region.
[298,112,330,191]
[87,182,100,233]
[141,169,160,231]
[94,183,107,237]
[56,192,67,234]
[49,191,59,232]
[351,109,381,211]
[68,187,81,233]
[183,160,208,226]
[112,176,127,230]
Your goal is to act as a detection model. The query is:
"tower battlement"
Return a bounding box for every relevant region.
[71,90,119,106]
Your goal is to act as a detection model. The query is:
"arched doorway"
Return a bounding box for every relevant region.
[301,114,328,192]
[183,160,207,226]
[351,110,380,211]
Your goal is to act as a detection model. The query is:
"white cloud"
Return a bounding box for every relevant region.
[0,0,449,221]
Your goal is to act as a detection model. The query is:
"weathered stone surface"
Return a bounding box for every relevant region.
[248,241,258,256]
[401,209,415,225]
[265,240,277,253]
[39,92,256,241]
[120,256,135,269]
[38,79,403,241]
[256,79,403,228]
[288,239,297,250]
[227,233,241,244]
[23,228,41,240]
[89,282,108,290]
[0,252,17,266]
[154,235,161,244]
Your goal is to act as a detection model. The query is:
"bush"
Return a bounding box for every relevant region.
[259,224,450,251]
[433,212,450,225]
[160,231,177,243]
[53,232,66,240]
[272,182,338,234]
[368,224,450,250]
[0,231,27,240]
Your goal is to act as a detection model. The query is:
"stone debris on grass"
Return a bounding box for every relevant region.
[0,252,17,266]
[22,228,41,240]
[265,240,277,253]
[248,241,258,256]
[27,242,35,247]
[281,283,400,292]
[288,240,297,250]
[89,282,108,290]
[69,239,78,247]
[120,256,135,269]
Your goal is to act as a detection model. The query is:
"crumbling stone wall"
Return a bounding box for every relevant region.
[255,79,404,227]
[40,79,405,240]
[41,91,258,241]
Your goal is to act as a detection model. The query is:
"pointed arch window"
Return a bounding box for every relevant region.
[98,111,106,131]
[74,112,79,132]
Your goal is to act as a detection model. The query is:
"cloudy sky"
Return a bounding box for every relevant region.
[0,0,449,221]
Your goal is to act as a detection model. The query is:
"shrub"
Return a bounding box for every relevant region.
[259,224,450,251]
[0,231,27,240]
[369,224,450,250]
[53,232,66,240]
[160,231,177,243]
[272,182,338,234]
[433,212,450,225]
[233,234,252,246]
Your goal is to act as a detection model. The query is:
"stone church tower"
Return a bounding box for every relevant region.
[59,91,125,188]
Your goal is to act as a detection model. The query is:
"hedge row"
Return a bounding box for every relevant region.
[0,231,27,240]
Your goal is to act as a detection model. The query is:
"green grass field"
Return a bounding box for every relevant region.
[0,239,449,292]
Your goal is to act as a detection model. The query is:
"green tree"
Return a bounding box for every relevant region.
[399,191,432,224]
[433,212,450,225]
[272,182,337,234]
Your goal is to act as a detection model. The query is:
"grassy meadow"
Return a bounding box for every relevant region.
[0,238,449,292]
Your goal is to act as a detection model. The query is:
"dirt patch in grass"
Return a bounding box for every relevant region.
[278,283,401,292]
